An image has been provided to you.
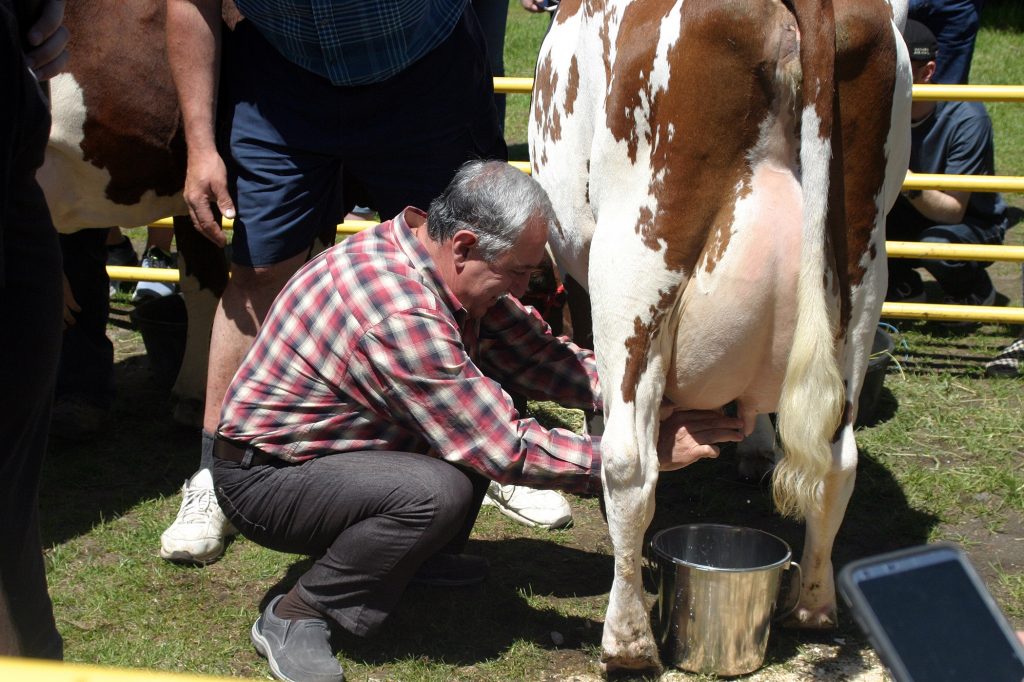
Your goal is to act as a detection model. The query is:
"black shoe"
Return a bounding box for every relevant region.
[938,277,1000,329]
[412,553,489,587]
[132,246,179,303]
[107,236,139,266]
[887,271,925,303]
[50,396,109,442]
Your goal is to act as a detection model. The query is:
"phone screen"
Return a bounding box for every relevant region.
[852,549,1024,681]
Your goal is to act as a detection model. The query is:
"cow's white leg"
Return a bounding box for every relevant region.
[589,221,681,672]
[786,426,856,627]
[599,396,663,671]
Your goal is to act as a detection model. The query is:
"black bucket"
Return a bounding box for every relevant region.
[855,327,895,427]
[130,293,187,388]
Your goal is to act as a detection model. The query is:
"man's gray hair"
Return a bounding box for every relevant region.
[427,159,554,262]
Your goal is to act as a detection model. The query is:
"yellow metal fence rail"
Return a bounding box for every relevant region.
[108,80,1024,324]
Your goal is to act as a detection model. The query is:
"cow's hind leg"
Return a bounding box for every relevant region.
[785,0,911,628]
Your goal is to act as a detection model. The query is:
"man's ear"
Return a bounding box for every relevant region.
[451,230,479,267]
[923,59,937,83]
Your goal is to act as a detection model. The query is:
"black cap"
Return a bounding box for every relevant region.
[904,20,938,62]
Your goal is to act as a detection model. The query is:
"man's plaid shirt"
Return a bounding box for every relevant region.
[219,208,603,494]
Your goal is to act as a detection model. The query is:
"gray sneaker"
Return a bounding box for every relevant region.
[251,595,344,682]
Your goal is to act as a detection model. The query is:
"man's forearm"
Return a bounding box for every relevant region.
[166,0,222,156]
[901,187,970,225]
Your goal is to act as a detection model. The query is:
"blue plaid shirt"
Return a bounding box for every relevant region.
[235,0,468,86]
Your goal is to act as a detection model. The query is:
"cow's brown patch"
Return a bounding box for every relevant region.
[533,53,561,144]
[792,0,836,141]
[621,289,676,403]
[70,0,187,206]
[834,0,898,292]
[554,0,584,24]
[618,0,798,402]
[565,55,581,116]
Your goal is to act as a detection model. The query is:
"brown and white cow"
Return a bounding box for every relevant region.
[530,0,911,671]
[37,0,238,423]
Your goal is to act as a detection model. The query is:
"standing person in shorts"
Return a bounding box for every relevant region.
[159,0,510,564]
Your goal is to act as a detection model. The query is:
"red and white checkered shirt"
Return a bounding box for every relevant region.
[219,208,603,494]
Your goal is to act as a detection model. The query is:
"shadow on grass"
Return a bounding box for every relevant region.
[254,539,610,667]
[643,444,938,571]
[39,353,198,547]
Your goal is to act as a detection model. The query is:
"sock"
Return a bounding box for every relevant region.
[274,586,326,622]
[199,429,216,471]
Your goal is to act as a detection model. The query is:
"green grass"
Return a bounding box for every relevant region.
[41,3,1024,680]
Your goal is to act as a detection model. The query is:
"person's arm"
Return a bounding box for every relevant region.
[351,308,602,494]
[904,107,997,225]
[900,187,969,224]
[166,0,235,247]
[23,0,67,80]
[478,296,601,411]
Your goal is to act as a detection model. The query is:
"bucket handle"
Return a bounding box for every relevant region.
[773,560,803,621]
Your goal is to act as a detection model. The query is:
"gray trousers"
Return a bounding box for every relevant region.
[213,450,489,636]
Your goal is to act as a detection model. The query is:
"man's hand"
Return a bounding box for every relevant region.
[25,0,69,80]
[521,0,553,12]
[657,409,744,471]
[183,148,235,247]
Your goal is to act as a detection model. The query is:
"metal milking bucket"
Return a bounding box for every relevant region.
[649,523,801,675]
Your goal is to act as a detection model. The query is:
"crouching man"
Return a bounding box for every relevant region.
[212,160,743,682]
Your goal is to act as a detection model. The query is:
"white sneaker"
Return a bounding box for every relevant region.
[482,482,573,529]
[159,468,237,564]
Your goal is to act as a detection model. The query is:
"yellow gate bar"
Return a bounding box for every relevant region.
[903,172,1024,192]
[493,76,534,95]
[150,220,1024,263]
[912,83,1024,102]
[495,79,1024,103]
[887,241,1024,262]
[881,302,1024,324]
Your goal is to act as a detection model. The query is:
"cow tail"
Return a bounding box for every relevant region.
[774,0,845,519]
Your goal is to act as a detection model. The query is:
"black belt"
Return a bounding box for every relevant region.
[213,438,278,467]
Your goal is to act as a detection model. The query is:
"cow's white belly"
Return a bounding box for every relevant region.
[664,161,803,429]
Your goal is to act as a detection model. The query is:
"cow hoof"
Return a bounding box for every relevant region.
[780,605,837,629]
[600,641,662,674]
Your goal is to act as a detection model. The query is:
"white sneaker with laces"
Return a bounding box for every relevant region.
[482,482,573,529]
[159,468,237,564]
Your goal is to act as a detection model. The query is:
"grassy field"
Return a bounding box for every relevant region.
[40,3,1022,681]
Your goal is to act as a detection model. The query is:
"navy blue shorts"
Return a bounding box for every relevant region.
[220,10,507,267]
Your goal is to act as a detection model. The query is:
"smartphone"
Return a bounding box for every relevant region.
[839,543,1024,682]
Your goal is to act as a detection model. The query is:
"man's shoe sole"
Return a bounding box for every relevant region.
[158,544,225,565]
[487,499,573,530]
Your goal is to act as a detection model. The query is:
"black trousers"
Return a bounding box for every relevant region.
[214,451,489,636]
[0,0,64,657]
[56,228,114,407]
